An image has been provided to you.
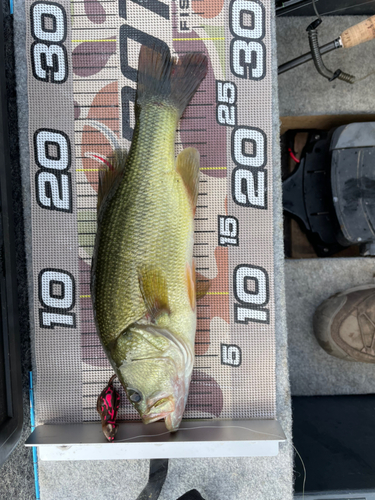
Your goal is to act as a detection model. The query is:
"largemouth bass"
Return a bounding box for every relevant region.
[91,45,208,431]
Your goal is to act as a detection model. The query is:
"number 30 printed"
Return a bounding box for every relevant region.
[30,1,68,83]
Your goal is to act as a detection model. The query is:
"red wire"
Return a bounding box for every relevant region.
[91,154,114,171]
[288,147,300,163]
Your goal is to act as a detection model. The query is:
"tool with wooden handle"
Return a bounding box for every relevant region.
[278,15,375,76]
[341,15,375,49]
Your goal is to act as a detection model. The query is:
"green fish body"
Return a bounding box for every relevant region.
[91,46,208,431]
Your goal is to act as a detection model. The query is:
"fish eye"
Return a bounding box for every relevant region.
[128,389,142,403]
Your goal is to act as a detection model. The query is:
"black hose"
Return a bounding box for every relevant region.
[308,28,336,79]
[336,71,356,84]
[278,39,341,75]
[307,21,355,84]
[137,459,169,500]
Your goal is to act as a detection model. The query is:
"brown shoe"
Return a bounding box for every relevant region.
[313,284,375,363]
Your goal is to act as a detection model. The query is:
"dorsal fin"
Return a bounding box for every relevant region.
[176,147,200,211]
[97,149,128,213]
[138,266,171,321]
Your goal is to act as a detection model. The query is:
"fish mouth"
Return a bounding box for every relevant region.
[141,411,182,431]
[142,381,187,432]
[142,395,176,425]
[141,410,181,430]
[142,412,170,425]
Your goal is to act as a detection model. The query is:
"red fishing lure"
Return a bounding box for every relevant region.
[97,374,120,442]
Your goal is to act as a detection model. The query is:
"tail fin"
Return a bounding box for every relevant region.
[137,45,208,118]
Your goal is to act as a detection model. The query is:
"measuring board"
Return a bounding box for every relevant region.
[25,0,276,424]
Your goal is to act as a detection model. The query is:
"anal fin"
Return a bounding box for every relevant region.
[186,262,196,311]
[138,266,171,321]
[194,261,211,300]
[176,148,200,211]
[197,280,211,300]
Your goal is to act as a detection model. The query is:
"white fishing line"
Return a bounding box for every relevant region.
[293,443,306,500]
[312,0,321,20]
[116,424,306,498]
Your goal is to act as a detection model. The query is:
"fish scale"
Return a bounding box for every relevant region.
[94,111,192,338]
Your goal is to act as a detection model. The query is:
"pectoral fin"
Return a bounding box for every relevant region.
[97,149,128,213]
[138,266,171,321]
[176,147,200,210]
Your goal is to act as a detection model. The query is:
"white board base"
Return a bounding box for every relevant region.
[25,419,286,461]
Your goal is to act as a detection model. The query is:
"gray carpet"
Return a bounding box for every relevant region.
[277,16,375,116]
[286,258,375,396]
[278,15,375,397]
